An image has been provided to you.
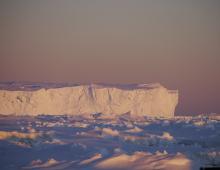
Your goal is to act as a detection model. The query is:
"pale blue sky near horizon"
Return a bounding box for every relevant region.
[0,0,220,114]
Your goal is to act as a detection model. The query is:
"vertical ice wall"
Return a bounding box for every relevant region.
[0,83,178,117]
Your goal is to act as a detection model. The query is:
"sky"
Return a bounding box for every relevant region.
[0,0,220,115]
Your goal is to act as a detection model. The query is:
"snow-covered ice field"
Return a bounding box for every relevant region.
[0,114,219,170]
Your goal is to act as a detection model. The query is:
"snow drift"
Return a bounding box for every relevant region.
[0,83,178,117]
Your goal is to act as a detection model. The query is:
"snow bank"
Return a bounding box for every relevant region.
[95,152,191,170]
[102,128,120,138]
[0,130,40,140]
[24,158,61,169]
[79,153,102,165]
[0,83,178,117]
[125,126,143,133]
[161,132,174,141]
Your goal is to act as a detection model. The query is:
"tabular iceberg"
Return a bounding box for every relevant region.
[0,83,178,117]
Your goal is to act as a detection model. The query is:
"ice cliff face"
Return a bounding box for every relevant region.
[0,83,178,117]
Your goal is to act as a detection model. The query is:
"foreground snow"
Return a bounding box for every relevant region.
[0,115,219,170]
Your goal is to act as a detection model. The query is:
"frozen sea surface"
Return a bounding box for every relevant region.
[0,115,219,170]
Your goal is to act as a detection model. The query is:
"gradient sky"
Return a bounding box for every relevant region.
[0,0,220,115]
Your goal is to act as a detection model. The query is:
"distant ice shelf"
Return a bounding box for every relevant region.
[0,83,178,117]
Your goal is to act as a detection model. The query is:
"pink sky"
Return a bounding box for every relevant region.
[0,0,220,114]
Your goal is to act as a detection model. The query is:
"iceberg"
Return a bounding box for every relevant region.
[0,83,178,117]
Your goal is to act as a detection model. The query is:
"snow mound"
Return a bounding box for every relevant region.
[125,126,143,133]
[24,158,61,169]
[161,132,174,141]
[95,152,191,170]
[0,130,40,140]
[102,128,120,138]
[79,153,102,165]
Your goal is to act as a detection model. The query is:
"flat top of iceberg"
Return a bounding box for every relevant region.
[0,82,164,91]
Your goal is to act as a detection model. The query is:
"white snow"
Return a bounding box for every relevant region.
[95,152,191,170]
[0,130,40,140]
[0,114,219,170]
[79,153,102,165]
[24,158,61,169]
[102,128,120,137]
[161,132,174,141]
[125,126,143,133]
